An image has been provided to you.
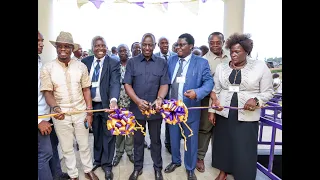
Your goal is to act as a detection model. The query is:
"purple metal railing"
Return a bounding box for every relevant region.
[257,94,282,180]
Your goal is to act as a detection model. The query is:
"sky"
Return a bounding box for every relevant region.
[52,0,282,60]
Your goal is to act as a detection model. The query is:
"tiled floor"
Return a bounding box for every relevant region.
[60,121,281,180]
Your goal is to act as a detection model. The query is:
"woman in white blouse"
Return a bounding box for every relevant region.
[209,33,274,180]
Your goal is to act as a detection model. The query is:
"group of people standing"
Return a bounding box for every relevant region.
[38,29,274,180]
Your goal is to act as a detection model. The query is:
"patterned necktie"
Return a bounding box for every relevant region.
[163,54,168,61]
[170,58,185,100]
[91,60,101,99]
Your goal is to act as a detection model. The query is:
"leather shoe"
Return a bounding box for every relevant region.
[84,171,99,180]
[105,170,113,180]
[128,154,134,163]
[112,155,122,166]
[196,159,205,172]
[53,172,70,180]
[92,164,101,171]
[186,170,197,180]
[129,170,143,180]
[154,169,163,180]
[164,163,181,173]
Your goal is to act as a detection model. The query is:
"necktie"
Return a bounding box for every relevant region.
[91,60,101,99]
[170,58,185,100]
[163,54,168,61]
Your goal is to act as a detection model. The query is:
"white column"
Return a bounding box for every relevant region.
[38,0,56,64]
[223,0,245,39]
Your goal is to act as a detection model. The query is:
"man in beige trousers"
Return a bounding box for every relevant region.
[41,31,98,180]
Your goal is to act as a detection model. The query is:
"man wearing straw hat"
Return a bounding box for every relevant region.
[40,31,98,180]
[38,30,70,180]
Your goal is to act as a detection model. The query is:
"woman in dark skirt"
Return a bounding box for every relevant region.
[208,33,274,180]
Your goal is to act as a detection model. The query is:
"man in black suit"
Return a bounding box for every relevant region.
[82,36,121,180]
[124,33,170,180]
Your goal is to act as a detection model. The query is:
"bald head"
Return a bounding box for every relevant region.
[158,36,169,54]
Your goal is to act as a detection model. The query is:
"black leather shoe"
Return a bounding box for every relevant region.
[154,169,163,180]
[92,164,101,171]
[186,170,197,180]
[53,172,70,180]
[129,170,143,180]
[105,170,114,180]
[128,154,134,163]
[112,155,122,166]
[164,163,181,173]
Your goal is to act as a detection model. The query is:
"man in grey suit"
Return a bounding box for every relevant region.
[154,36,176,154]
[154,36,177,63]
[82,35,121,180]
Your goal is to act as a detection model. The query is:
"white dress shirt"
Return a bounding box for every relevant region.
[38,56,50,124]
[89,56,105,102]
[170,53,192,100]
[159,51,171,60]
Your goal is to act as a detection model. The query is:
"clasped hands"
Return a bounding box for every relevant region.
[52,102,119,129]
[210,98,258,112]
[137,98,163,112]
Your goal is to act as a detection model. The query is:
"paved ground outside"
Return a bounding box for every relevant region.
[58,117,281,180]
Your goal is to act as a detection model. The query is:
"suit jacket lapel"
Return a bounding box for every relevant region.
[170,56,178,80]
[100,56,109,82]
[186,54,196,83]
[87,56,94,73]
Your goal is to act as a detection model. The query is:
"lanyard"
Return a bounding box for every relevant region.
[179,59,191,76]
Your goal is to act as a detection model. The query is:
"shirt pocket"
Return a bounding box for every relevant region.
[150,71,162,85]
[132,72,144,85]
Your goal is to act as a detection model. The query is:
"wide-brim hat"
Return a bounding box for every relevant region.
[49,31,79,51]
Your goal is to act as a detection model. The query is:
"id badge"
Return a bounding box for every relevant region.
[176,76,186,84]
[228,85,239,92]
[92,82,99,88]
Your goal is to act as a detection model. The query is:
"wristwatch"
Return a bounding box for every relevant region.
[253,97,259,107]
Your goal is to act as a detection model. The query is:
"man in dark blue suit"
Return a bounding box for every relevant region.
[164,33,214,180]
[82,36,121,180]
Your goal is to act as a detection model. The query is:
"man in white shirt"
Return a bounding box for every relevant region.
[272,73,282,93]
[38,30,54,180]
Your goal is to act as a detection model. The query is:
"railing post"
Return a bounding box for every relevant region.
[268,123,277,172]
